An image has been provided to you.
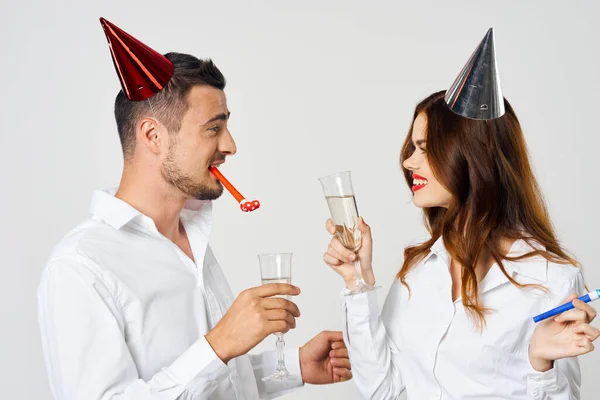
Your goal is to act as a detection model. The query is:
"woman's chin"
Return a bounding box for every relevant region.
[412,195,448,209]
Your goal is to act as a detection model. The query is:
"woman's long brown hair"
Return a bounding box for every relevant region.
[398,91,578,327]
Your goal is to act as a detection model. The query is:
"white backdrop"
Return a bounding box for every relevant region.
[1,1,599,399]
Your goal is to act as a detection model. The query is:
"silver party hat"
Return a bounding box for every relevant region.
[445,28,505,120]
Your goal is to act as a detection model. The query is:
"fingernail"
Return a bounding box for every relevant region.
[349,254,355,261]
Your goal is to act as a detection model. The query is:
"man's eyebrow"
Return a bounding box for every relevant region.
[203,111,231,125]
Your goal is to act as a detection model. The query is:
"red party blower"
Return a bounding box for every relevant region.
[209,167,260,212]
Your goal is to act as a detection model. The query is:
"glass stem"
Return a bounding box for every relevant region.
[276,333,287,372]
[354,257,366,286]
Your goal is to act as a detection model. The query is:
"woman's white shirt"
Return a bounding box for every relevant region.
[343,237,584,400]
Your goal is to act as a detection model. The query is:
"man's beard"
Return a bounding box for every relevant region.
[162,150,224,201]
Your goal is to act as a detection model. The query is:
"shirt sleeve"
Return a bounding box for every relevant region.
[248,348,304,399]
[38,257,230,400]
[526,271,584,399]
[342,280,405,399]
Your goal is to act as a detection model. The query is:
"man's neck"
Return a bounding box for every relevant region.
[115,164,186,242]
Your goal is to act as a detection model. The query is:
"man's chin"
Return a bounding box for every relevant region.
[193,182,224,201]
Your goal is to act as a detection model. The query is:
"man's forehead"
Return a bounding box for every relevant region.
[185,85,228,123]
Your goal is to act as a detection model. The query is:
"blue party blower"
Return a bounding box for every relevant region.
[533,289,600,323]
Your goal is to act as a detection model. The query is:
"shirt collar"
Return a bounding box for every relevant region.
[503,239,549,282]
[429,236,446,256]
[423,236,448,265]
[90,188,213,232]
[425,236,548,282]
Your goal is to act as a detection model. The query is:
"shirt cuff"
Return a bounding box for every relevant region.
[526,362,559,398]
[343,289,379,318]
[163,335,229,387]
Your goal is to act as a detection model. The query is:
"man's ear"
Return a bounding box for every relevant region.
[137,117,162,155]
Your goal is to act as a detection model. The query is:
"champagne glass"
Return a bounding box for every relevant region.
[319,171,379,296]
[258,253,302,386]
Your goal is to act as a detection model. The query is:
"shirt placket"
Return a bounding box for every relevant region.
[184,223,246,400]
[204,266,248,400]
[429,253,458,400]
[138,217,217,353]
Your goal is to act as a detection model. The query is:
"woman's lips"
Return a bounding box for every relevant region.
[412,173,428,192]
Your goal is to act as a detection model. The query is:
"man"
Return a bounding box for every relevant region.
[37,18,351,400]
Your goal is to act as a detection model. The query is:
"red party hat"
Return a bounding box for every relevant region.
[99,17,174,101]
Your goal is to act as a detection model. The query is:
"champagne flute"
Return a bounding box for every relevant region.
[258,253,302,386]
[319,171,379,296]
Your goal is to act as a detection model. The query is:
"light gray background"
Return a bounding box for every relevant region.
[1,1,599,399]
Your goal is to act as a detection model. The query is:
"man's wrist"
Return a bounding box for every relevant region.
[206,328,232,364]
[298,345,306,380]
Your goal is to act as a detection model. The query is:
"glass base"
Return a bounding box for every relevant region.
[262,369,303,392]
[345,282,380,296]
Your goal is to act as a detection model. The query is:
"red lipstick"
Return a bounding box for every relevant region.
[412,173,428,192]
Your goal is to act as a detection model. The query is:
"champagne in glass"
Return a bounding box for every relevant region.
[258,253,302,389]
[326,195,362,252]
[319,171,378,296]
[261,277,292,286]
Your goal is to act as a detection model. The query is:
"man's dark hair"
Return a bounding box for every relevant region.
[114,52,226,159]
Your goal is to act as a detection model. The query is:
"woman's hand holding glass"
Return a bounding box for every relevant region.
[323,216,376,290]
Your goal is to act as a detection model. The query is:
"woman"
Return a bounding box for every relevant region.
[324,91,599,399]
